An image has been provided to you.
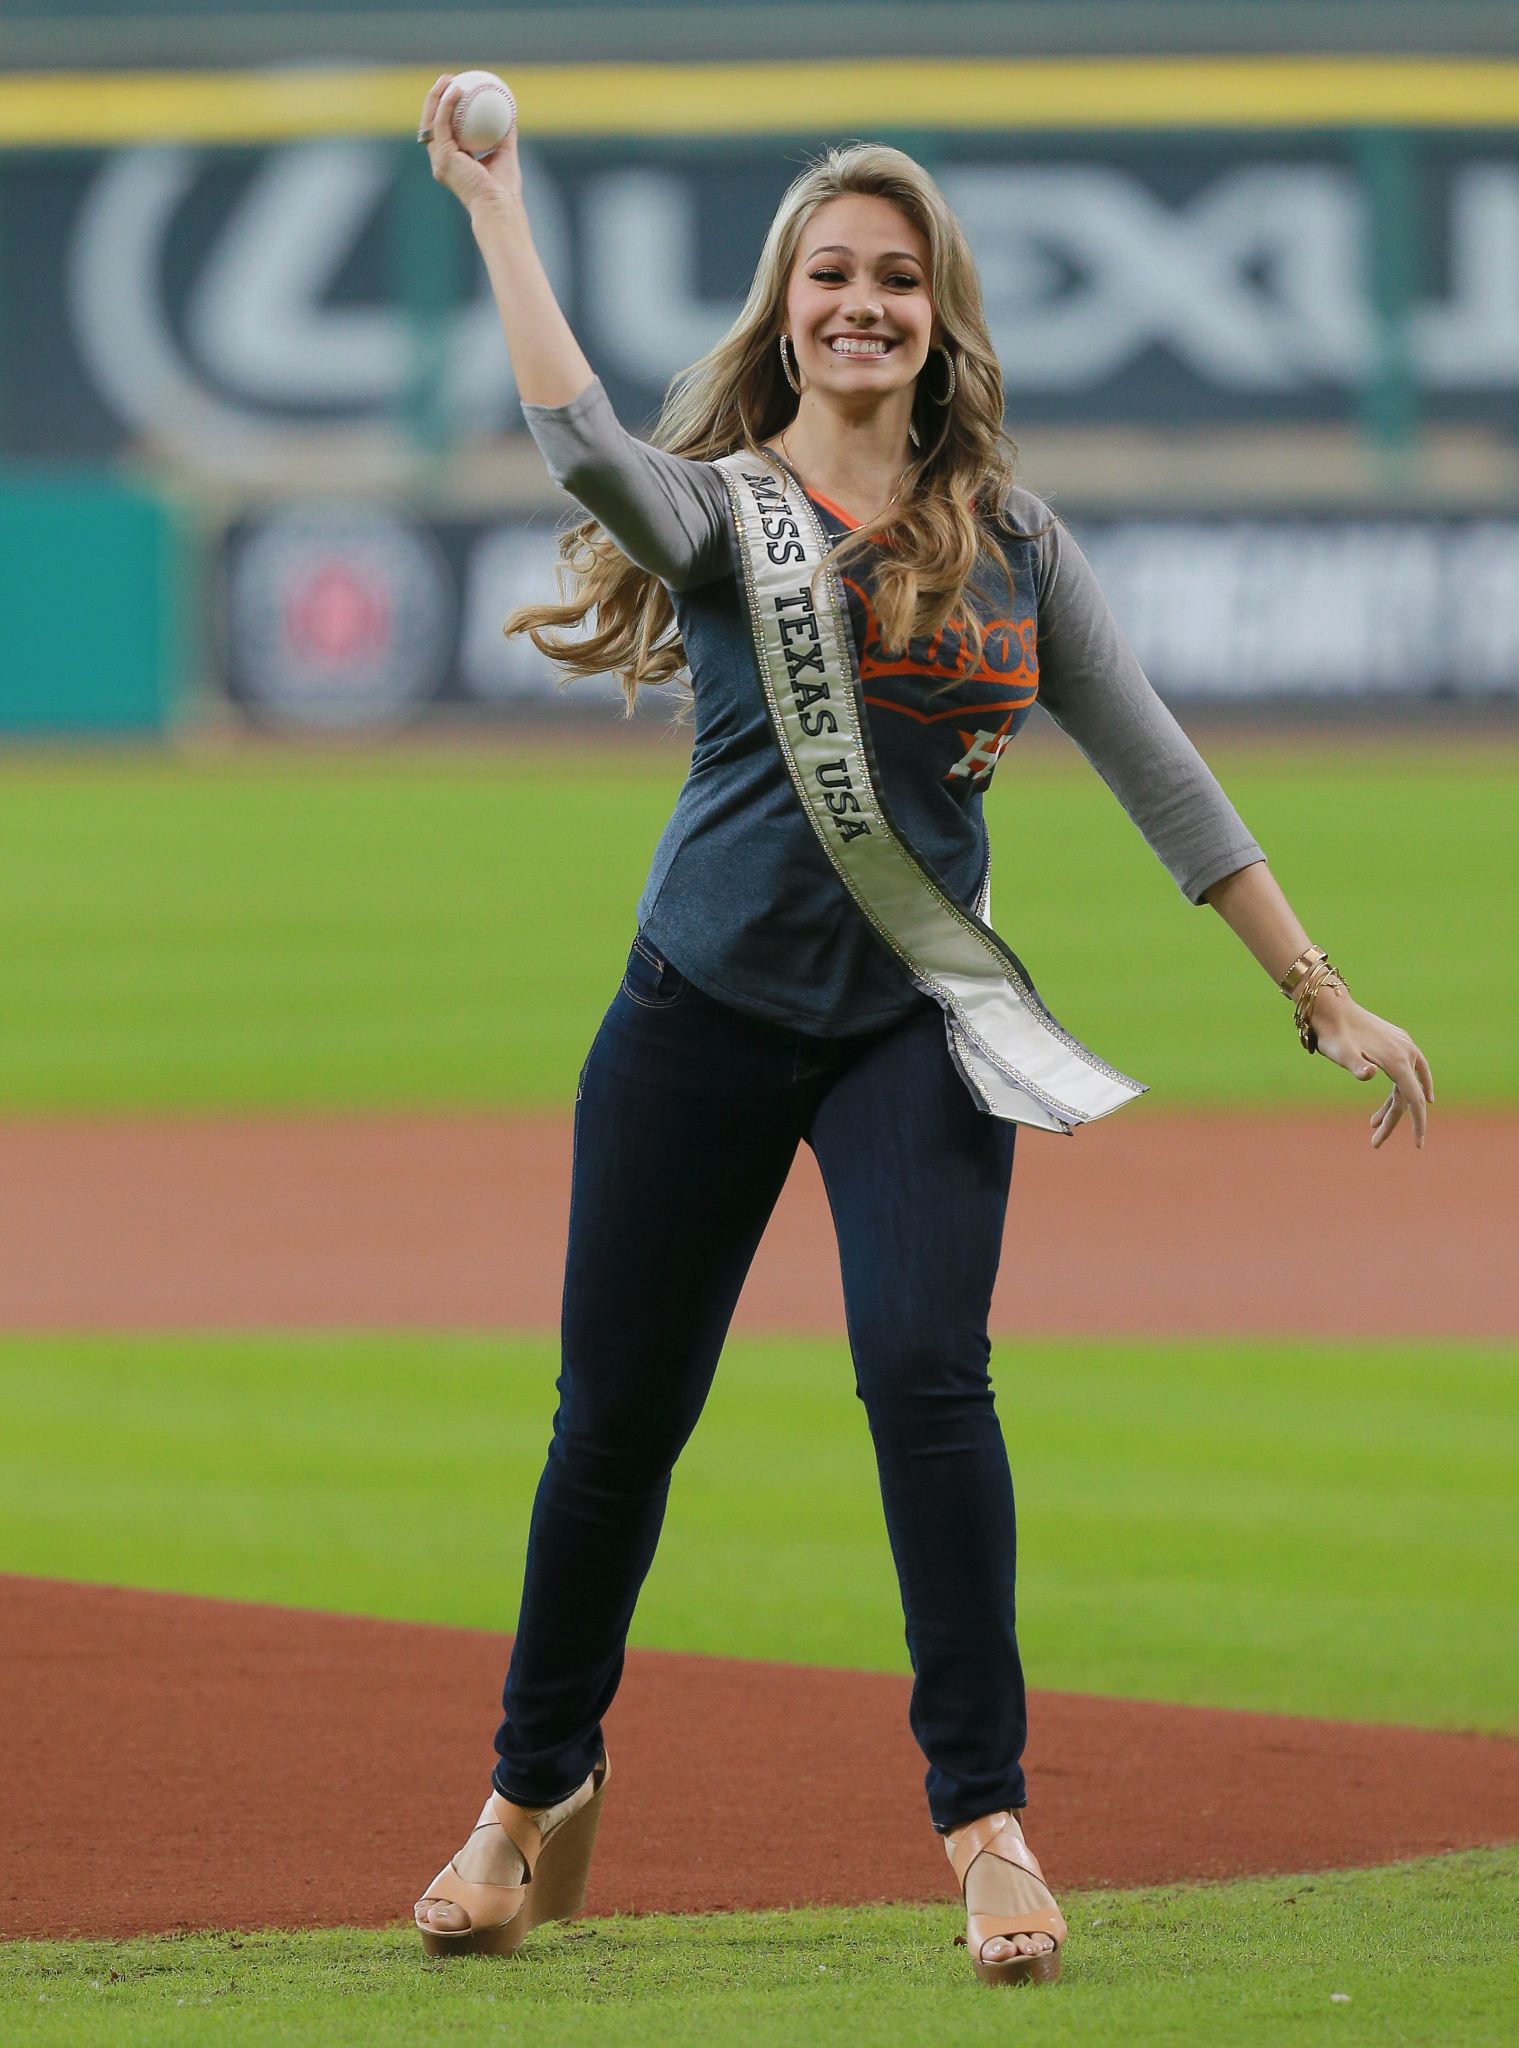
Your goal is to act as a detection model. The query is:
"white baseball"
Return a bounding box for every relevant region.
[445,70,517,159]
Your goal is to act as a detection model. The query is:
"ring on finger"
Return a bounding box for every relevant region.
[417,126,434,143]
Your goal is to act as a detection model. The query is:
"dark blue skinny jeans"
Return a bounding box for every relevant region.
[493,931,1026,1834]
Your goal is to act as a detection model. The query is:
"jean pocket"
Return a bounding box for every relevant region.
[620,932,689,1009]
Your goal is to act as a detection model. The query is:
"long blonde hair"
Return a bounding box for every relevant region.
[506,142,1027,717]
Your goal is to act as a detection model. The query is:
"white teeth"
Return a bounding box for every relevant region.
[829,337,890,356]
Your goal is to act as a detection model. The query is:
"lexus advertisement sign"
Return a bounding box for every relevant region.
[5,133,1518,474]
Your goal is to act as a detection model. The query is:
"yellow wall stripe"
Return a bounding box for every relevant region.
[0,57,1515,146]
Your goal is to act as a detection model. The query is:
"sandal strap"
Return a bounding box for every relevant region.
[488,1792,549,1881]
[968,1906,1068,1960]
[948,1810,1044,1892]
[418,1862,526,1927]
[949,1810,1069,1957]
[488,1754,609,1884]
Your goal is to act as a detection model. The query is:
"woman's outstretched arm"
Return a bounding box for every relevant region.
[1200,860,1434,1150]
[1022,489,1433,1151]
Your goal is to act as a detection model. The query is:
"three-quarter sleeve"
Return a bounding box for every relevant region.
[1008,487,1267,904]
[520,377,735,593]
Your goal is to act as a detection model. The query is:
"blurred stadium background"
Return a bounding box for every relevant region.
[2,10,1517,2041]
[2,0,1516,739]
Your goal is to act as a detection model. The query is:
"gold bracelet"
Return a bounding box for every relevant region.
[1293,960,1348,1054]
[1278,943,1329,998]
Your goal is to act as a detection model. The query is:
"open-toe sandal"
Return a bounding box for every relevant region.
[414,1752,609,1958]
[946,1807,1067,1987]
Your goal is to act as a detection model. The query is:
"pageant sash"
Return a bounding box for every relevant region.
[714,451,1146,1136]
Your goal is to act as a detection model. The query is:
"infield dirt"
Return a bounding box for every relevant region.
[0,1107,1511,1338]
[8,1100,1514,1944]
[7,1576,1519,1941]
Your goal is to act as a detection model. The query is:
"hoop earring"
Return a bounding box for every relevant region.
[908,419,921,449]
[930,344,957,405]
[778,333,802,397]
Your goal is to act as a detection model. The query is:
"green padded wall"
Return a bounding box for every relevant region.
[0,474,190,735]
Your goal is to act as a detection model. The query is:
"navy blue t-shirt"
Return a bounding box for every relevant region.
[639,490,1042,1032]
[522,379,1265,1037]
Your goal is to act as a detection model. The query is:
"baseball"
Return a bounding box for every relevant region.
[445,70,517,159]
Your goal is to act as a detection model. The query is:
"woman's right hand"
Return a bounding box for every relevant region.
[419,73,523,218]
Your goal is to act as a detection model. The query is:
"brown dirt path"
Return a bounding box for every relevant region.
[4,1576,1517,1941]
[0,1109,1511,1339]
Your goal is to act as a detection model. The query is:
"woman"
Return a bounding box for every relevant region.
[411,75,1434,1986]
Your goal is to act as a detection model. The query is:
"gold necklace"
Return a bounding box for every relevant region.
[776,428,911,522]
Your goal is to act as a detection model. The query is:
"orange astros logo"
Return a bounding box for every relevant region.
[842,575,1039,734]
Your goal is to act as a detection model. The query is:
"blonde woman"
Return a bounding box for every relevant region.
[411,76,1434,1986]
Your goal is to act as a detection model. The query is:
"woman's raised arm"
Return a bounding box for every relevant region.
[418,75,731,587]
[420,74,591,406]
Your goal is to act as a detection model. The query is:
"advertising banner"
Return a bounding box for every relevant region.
[213,503,1519,730]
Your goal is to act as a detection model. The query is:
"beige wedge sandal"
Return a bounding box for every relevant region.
[414,1752,609,1958]
[946,1807,1067,1987]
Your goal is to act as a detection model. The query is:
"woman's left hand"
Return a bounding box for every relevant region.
[1306,983,1434,1150]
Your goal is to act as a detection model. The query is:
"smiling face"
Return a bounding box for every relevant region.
[783,192,935,404]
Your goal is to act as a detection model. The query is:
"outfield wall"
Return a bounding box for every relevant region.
[0,474,192,735]
[3,58,1516,732]
[4,483,1514,737]
[210,503,1519,732]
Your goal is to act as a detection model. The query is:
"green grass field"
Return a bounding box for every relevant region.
[3,1333,1514,1733]
[3,739,1513,2043]
[6,1852,1517,2047]
[0,741,1511,1112]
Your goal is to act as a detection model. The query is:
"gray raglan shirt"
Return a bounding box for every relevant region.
[522,377,1265,1036]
